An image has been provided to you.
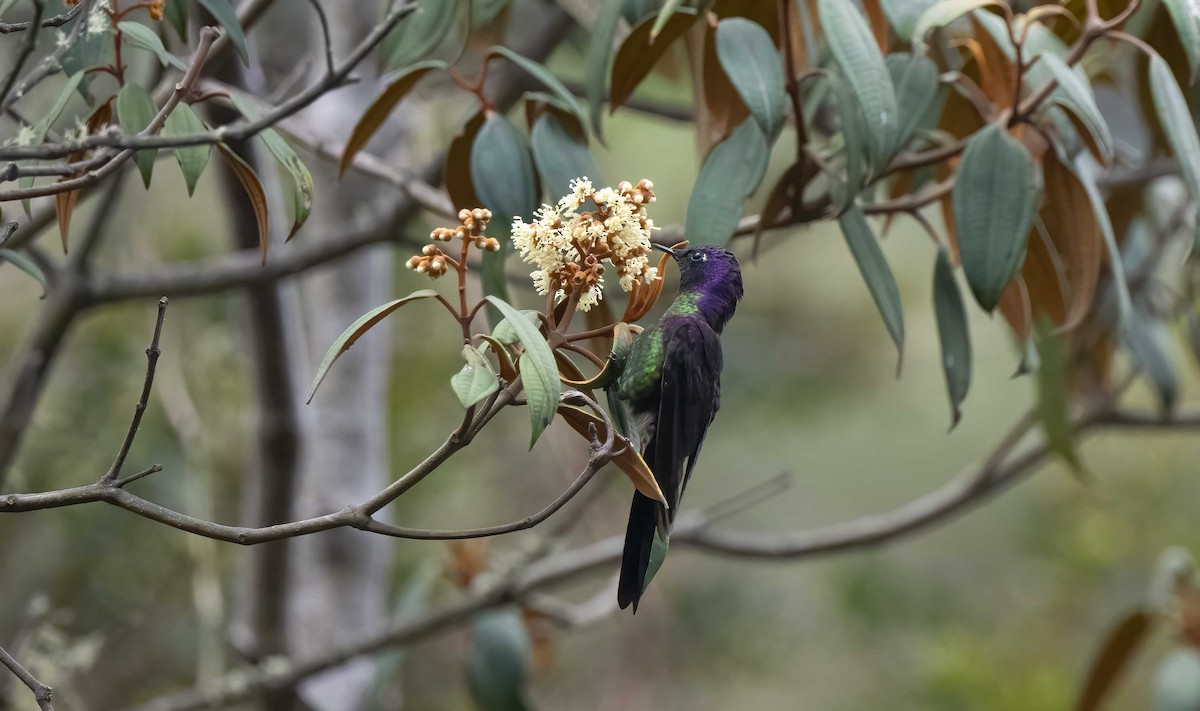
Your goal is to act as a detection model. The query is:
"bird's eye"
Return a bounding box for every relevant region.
[689,251,704,262]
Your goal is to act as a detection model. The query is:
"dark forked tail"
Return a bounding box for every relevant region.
[618,492,659,612]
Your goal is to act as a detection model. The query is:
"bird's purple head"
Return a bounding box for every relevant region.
[654,243,743,332]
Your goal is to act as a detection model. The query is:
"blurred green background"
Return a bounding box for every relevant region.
[3,38,1200,711]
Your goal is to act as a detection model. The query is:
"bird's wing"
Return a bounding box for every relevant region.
[652,318,723,529]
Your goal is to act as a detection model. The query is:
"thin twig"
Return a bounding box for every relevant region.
[0,0,83,33]
[102,297,168,483]
[0,643,53,711]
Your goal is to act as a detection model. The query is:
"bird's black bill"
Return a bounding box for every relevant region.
[652,242,680,258]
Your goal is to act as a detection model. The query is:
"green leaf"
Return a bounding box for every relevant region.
[910,0,1003,45]
[61,30,111,98]
[1123,310,1178,416]
[530,113,600,200]
[685,118,769,246]
[585,0,624,141]
[1076,157,1132,328]
[650,0,687,39]
[466,610,531,711]
[164,0,188,39]
[231,94,315,240]
[887,52,940,153]
[472,0,509,26]
[451,345,501,407]
[340,60,446,176]
[198,0,249,64]
[0,248,47,296]
[819,0,899,167]
[490,46,589,134]
[715,18,786,141]
[1155,649,1200,711]
[1039,53,1113,164]
[1163,0,1200,83]
[116,83,159,189]
[829,70,869,212]
[485,296,560,448]
[1150,54,1200,206]
[307,290,439,403]
[117,21,188,71]
[1034,322,1082,473]
[933,248,970,428]
[32,72,84,143]
[491,310,540,345]
[880,0,939,37]
[380,0,458,72]
[163,103,211,197]
[837,206,904,363]
[953,123,1039,311]
[0,0,21,17]
[643,531,670,593]
[471,115,535,325]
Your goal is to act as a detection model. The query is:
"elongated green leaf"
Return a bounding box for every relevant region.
[1163,0,1200,83]
[933,248,970,428]
[472,115,535,326]
[115,83,158,188]
[887,52,940,153]
[829,70,869,212]
[1076,157,1131,328]
[586,0,624,141]
[953,123,1038,311]
[1155,649,1200,711]
[164,103,211,197]
[650,0,687,39]
[1124,310,1178,415]
[491,310,540,345]
[715,18,786,141]
[911,0,1003,45]
[819,0,898,166]
[61,30,110,98]
[880,0,939,37]
[685,118,769,246]
[530,113,600,200]
[1077,610,1153,711]
[838,206,904,362]
[307,290,439,403]
[164,0,187,38]
[490,46,589,133]
[32,72,84,143]
[198,0,248,64]
[0,248,46,295]
[466,609,531,711]
[1150,54,1200,205]
[1034,323,1081,473]
[451,345,501,407]
[486,296,560,448]
[1039,53,1113,164]
[380,0,458,71]
[117,21,188,71]
[340,60,445,176]
[231,94,315,240]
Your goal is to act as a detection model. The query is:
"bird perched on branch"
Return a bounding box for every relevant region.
[611,243,743,612]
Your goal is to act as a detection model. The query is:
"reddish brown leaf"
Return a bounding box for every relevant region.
[55,188,79,254]
[1076,610,1153,711]
[997,274,1031,341]
[446,111,487,210]
[340,63,441,177]
[58,101,113,253]
[713,0,780,42]
[610,10,700,112]
[863,0,889,54]
[970,15,1017,109]
[1040,151,1101,330]
[217,145,271,265]
[557,404,667,506]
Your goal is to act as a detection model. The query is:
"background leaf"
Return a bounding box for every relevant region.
[685,118,768,246]
[1155,649,1200,711]
[530,113,600,201]
[1150,54,1200,205]
[216,145,270,265]
[491,46,589,133]
[486,296,560,448]
[163,104,211,197]
[1077,610,1152,711]
[953,123,1039,311]
[380,0,458,71]
[887,52,940,153]
[308,290,439,403]
[232,94,315,240]
[838,207,904,363]
[340,60,445,176]
[933,248,971,428]
[610,8,699,112]
[1034,323,1082,473]
[1039,53,1113,165]
[586,0,625,140]
[466,609,531,711]
[0,248,47,296]
[117,21,188,71]
[715,18,787,141]
[1162,0,1200,83]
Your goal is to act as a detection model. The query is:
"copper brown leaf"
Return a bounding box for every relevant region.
[557,404,667,505]
[217,145,271,265]
[610,9,700,112]
[1076,610,1153,711]
[446,110,487,210]
[340,61,445,177]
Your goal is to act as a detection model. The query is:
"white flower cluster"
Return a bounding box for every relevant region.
[87,0,112,35]
[511,177,658,312]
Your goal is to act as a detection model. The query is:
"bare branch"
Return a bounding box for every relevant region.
[0,0,83,33]
[101,296,168,483]
[0,643,53,711]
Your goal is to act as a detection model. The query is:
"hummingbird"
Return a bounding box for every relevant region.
[612,243,743,612]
